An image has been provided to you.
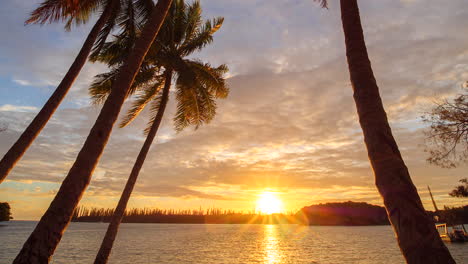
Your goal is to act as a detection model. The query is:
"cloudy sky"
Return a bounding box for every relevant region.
[0,0,467,220]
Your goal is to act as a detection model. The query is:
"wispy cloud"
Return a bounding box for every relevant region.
[0,0,467,219]
[12,79,32,86]
[0,104,38,112]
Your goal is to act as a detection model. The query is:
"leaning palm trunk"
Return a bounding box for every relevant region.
[339,1,455,263]
[13,1,172,263]
[0,0,117,184]
[94,70,172,264]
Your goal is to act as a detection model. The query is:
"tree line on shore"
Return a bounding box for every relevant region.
[0,202,13,222]
[0,0,465,263]
[71,202,389,225]
[71,206,298,224]
[69,202,468,227]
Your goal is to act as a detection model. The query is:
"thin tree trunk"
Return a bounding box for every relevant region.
[339,1,455,263]
[12,1,172,263]
[0,0,117,184]
[94,70,172,264]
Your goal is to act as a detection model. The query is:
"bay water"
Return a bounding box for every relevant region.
[1,221,466,263]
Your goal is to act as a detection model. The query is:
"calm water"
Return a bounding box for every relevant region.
[1,221,467,264]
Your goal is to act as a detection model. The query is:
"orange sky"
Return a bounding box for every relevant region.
[1,0,467,220]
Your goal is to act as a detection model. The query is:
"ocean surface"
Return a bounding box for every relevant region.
[1,221,467,264]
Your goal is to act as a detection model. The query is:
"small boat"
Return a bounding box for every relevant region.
[436,223,468,242]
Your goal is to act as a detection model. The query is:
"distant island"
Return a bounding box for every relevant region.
[296,201,390,226]
[0,202,13,222]
[71,201,390,225]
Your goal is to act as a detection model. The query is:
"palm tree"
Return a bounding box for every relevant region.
[90,2,227,262]
[315,0,455,262]
[12,1,173,263]
[0,0,122,183]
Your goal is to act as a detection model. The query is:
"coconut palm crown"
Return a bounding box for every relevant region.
[0,0,158,184]
[90,0,228,132]
[89,1,228,263]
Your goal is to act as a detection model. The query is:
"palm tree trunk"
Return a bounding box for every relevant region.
[0,0,117,184]
[12,1,172,263]
[94,70,172,264]
[339,1,455,263]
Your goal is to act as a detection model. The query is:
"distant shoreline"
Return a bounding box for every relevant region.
[4,220,392,226]
[70,202,394,226]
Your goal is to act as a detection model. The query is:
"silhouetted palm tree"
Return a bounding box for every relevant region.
[0,0,155,183]
[12,1,173,263]
[90,2,227,262]
[313,0,455,263]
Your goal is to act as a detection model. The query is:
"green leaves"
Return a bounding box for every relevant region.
[179,17,224,57]
[173,59,228,132]
[90,0,230,134]
[121,81,164,128]
[313,0,328,9]
[26,0,102,31]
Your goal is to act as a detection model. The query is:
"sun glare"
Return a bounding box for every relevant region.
[256,192,283,214]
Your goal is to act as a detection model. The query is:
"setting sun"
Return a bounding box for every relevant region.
[256,192,283,214]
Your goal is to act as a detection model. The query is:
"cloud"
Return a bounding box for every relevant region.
[1,0,468,219]
[12,79,32,86]
[0,104,38,112]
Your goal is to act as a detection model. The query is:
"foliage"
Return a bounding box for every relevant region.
[296,201,390,226]
[313,0,328,8]
[438,205,468,225]
[0,202,13,221]
[423,86,468,168]
[26,0,154,57]
[449,178,468,198]
[90,0,229,133]
[72,206,296,224]
[25,0,100,30]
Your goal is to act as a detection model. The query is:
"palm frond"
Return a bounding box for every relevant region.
[91,0,152,62]
[185,60,229,98]
[26,0,101,30]
[120,81,164,128]
[144,90,164,135]
[117,0,137,39]
[89,67,119,104]
[195,79,217,124]
[314,0,328,9]
[89,0,229,134]
[89,64,161,105]
[179,17,224,56]
[182,1,202,44]
[134,0,155,23]
[26,0,76,25]
[172,0,188,44]
[63,0,101,31]
[173,66,219,132]
[89,1,121,61]
[174,72,199,131]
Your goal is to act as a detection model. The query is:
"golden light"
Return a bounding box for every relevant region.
[256,192,283,214]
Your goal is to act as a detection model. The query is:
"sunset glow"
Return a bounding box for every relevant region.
[0,0,466,222]
[256,192,283,214]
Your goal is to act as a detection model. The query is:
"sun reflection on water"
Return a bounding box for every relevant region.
[263,225,282,264]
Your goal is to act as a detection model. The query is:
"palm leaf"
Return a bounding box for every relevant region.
[144,90,164,135]
[185,60,229,98]
[120,80,164,128]
[89,64,161,105]
[179,17,224,56]
[26,0,101,30]
[314,0,328,8]
[182,1,202,44]
[89,67,119,104]
[89,1,121,61]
